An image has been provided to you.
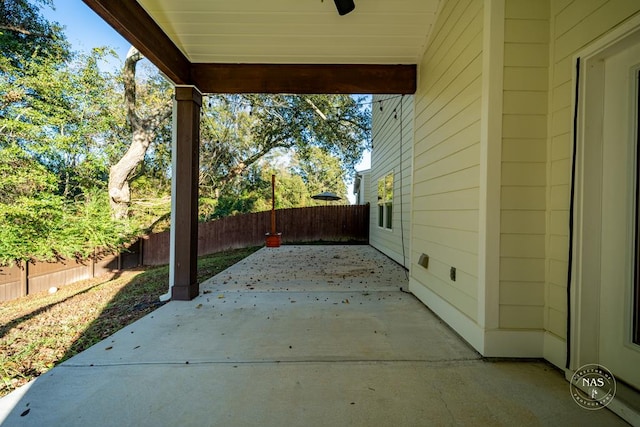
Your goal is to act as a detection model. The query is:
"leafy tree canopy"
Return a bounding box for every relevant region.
[201,148,349,220]
[198,94,369,213]
[2,48,120,198]
[0,1,132,265]
[0,0,69,65]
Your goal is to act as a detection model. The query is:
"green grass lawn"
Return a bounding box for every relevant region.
[0,246,259,397]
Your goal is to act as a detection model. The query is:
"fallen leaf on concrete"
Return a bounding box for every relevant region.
[218,295,225,299]
[105,346,113,350]
[196,304,203,309]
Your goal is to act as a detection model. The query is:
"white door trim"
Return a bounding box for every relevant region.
[571,15,640,371]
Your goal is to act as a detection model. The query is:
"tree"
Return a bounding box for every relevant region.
[0,1,134,265]
[107,53,370,221]
[107,46,172,219]
[0,146,66,263]
[203,147,349,220]
[0,0,69,64]
[207,162,309,219]
[0,144,57,205]
[291,146,349,201]
[0,145,130,265]
[1,1,120,202]
[0,51,134,264]
[200,94,369,195]
[198,94,369,214]
[1,48,120,198]
[1,0,69,147]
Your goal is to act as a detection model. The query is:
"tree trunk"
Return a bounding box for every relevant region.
[108,46,171,219]
[108,128,153,219]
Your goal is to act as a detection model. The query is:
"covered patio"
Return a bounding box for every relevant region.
[0,246,627,425]
[81,0,420,301]
[4,0,637,423]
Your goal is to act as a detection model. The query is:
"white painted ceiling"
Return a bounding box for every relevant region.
[136,0,439,64]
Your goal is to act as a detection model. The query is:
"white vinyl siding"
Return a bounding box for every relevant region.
[499,0,550,331]
[370,95,413,267]
[398,0,640,368]
[410,0,483,322]
[353,171,370,205]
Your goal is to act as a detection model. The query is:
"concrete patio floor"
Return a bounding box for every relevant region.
[0,245,629,426]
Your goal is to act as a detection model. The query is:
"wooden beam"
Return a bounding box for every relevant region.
[82,3,417,94]
[190,64,417,94]
[82,0,191,85]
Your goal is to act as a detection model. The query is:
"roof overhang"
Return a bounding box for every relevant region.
[82,0,436,94]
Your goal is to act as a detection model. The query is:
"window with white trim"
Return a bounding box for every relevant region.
[377,173,393,229]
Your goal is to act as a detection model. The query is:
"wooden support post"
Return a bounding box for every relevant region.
[171,86,202,301]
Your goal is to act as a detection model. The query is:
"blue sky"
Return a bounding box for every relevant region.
[42,2,132,70]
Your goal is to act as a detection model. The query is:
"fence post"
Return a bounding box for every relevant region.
[138,238,144,267]
[20,261,28,298]
[91,249,96,278]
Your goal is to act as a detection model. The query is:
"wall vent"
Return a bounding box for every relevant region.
[418,254,429,269]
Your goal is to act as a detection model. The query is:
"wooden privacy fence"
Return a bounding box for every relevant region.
[0,241,143,303]
[142,205,370,265]
[0,205,369,301]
